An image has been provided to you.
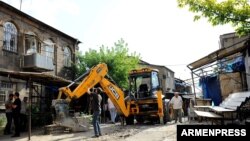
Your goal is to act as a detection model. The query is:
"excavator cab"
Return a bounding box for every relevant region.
[126,68,168,124]
[128,68,160,99]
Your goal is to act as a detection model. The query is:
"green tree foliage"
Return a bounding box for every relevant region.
[76,39,140,89]
[177,0,250,35]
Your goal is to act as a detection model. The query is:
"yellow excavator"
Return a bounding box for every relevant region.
[53,63,169,131]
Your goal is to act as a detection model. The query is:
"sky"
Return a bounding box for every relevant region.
[2,0,235,81]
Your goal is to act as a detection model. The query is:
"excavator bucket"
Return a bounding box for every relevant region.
[51,99,91,132]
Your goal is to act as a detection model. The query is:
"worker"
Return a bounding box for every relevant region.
[170,92,183,123]
[11,92,21,137]
[107,97,117,124]
[87,87,102,138]
[4,93,14,135]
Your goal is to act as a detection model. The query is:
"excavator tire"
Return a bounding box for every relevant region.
[163,100,170,124]
[125,115,134,125]
[163,104,167,124]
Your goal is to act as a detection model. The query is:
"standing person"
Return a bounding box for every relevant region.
[87,88,102,138]
[107,98,117,124]
[20,97,28,132]
[170,92,183,123]
[11,92,21,137]
[4,93,14,135]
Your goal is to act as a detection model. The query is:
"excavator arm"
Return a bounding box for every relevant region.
[57,63,130,117]
[57,63,107,100]
[99,77,129,117]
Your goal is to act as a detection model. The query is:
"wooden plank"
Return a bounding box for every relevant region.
[219,94,247,110]
[224,97,246,102]
[228,101,242,107]
[194,106,212,108]
[221,101,242,107]
[229,92,250,98]
[194,110,222,118]
[220,104,238,110]
[209,106,235,112]
[196,99,211,106]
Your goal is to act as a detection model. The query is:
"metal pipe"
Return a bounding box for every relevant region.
[28,78,32,140]
[67,69,90,87]
[191,71,196,105]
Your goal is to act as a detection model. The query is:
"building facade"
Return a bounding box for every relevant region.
[0,1,80,110]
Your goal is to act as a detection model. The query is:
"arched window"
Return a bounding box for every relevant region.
[43,39,54,59]
[3,22,17,52]
[63,46,71,67]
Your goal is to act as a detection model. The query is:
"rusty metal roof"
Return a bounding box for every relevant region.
[0,69,73,86]
[187,40,248,71]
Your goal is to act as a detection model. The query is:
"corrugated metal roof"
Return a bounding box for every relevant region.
[187,39,248,70]
[0,69,73,86]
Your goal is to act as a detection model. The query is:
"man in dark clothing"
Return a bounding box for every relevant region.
[4,93,13,135]
[88,88,102,138]
[11,92,21,137]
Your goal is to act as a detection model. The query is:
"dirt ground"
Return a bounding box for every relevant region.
[0,118,190,141]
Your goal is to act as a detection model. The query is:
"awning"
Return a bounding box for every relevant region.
[187,39,248,70]
[0,68,73,87]
[0,69,76,140]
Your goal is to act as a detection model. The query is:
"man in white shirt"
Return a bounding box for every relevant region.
[170,92,183,123]
[107,98,117,124]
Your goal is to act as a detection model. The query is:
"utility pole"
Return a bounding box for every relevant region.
[28,78,32,141]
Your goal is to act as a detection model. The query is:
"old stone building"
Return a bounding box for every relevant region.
[0,1,80,111]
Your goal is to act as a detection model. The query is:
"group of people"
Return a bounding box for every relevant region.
[3,88,182,139]
[4,92,28,137]
[86,87,184,138]
[4,88,182,139]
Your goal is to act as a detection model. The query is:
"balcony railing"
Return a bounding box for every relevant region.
[22,53,54,71]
